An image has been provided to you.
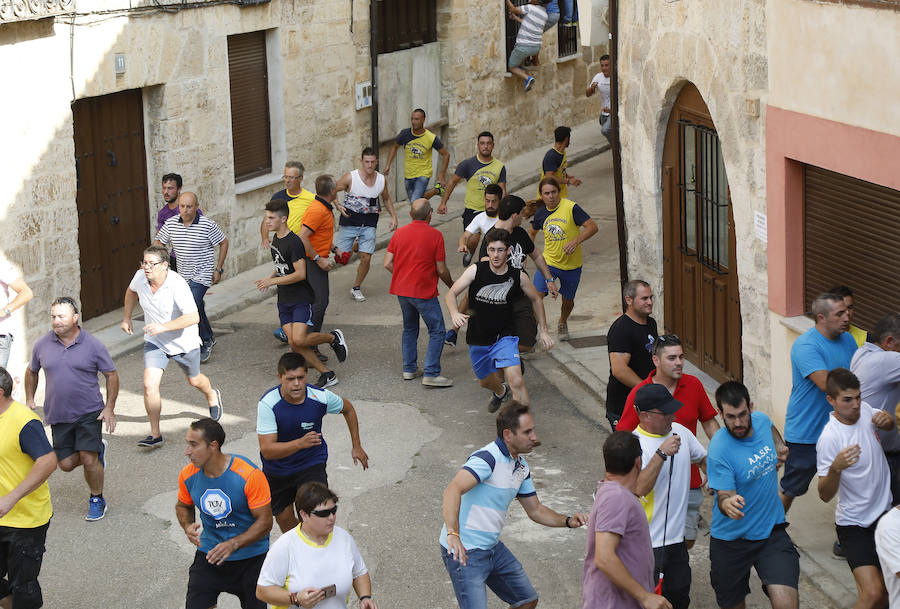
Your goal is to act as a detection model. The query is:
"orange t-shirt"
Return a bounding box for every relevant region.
[301,197,336,258]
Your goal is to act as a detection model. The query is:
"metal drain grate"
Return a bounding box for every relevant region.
[567,335,608,348]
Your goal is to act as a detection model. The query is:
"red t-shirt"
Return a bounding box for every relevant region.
[616,371,718,488]
[388,220,446,299]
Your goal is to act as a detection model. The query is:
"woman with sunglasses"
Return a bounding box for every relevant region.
[256,482,376,609]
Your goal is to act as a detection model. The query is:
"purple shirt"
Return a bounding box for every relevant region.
[583,480,654,609]
[29,328,116,425]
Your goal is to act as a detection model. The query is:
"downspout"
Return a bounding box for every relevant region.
[608,0,629,310]
[369,0,379,160]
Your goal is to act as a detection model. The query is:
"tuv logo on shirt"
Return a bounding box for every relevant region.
[200,489,233,520]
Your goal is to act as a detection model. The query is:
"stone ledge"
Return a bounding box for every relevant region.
[779,314,814,336]
[555,52,582,64]
[234,171,285,196]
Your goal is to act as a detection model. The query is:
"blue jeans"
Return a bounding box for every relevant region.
[543,11,560,31]
[405,176,430,202]
[440,542,538,609]
[188,280,213,347]
[561,0,577,23]
[601,114,612,145]
[398,296,445,377]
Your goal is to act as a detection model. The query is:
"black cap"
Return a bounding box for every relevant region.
[635,384,683,415]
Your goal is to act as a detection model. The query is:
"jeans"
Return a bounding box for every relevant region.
[0,333,12,368]
[398,296,445,377]
[405,176,430,202]
[440,542,538,609]
[306,261,330,333]
[601,114,613,146]
[561,0,578,23]
[543,11,560,31]
[187,281,213,347]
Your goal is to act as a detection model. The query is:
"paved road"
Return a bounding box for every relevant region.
[37,155,837,608]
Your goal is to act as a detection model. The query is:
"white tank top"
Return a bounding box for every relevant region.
[343,169,385,215]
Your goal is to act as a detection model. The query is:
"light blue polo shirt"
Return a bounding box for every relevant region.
[439,438,537,550]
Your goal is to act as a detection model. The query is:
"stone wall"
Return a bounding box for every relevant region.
[616,0,774,413]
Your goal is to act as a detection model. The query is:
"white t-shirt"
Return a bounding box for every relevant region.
[590,72,611,116]
[875,508,900,609]
[258,525,368,609]
[128,269,201,355]
[464,212,499,236]
[816,401,891,527]
[0,261,20,335]
[635,422,707,547]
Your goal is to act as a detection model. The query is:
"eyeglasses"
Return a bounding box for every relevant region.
[283,175,301,181]
[310,506,338,518]
[140,260,166,269]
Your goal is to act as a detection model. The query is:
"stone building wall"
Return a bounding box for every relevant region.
[616,0,774,413]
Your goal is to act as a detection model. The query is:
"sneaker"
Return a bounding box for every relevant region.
[434,182,445,197]
[137,435,163,448]
[200,347,211,364]
[488,383,511,413]
[557,322,570,341]
[462,252,473,266]
[403,369,424,380]
[209,388,223,422]
[833,540,846,560]
[313,346,329,363]
[422,375,454,388]
[85,496,107,522]
[274,328,288,343]
[524,76,535,92]
[99,438,108,469]
[350,287,366,302]
[316,371,338,388]
[330,329,348,362]
[444,329,458,347]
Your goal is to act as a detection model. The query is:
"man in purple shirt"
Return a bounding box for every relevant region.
[24,296,118,522]
[156,173,201,272]
[583,431,670,609]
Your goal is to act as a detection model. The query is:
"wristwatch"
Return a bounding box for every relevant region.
[214,268,224,274]
[313,253,321,262]
[656,448,668,461]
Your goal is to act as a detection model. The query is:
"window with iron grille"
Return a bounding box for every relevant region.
[676,120,731,273]
[505,0,530,68]
[227,31,272,182]
[557,23,578,58]
[375,0,437,54]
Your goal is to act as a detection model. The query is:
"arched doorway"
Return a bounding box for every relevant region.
[661,83,743,382]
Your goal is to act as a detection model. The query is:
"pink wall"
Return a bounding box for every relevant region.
[766,106,900,316]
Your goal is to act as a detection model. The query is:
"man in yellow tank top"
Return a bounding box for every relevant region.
[437,131,507,230]
[539,126,583,199]
[528,177,599,341]
[259,161,317,247]
[383,108,450,203]
[0,366,57,609]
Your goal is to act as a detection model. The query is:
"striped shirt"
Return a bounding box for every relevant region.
[439,438,537,550]
[516,5,548,47]
[156,214,226,286]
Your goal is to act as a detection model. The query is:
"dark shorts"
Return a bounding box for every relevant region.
[780,441,817,497]
[0,522,49,609]
[186,550,266,609]
[462,208,480,231]
[51,410,103,461]
[264,462,328,516]
[709,524,799,609]
[512,292,537,349]
[836,522,882,571]
[277,302,314,328]
[653,542,691,609]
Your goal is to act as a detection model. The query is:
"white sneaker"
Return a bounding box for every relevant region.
[423,375,454,388]
[403,369,424,380]
[350,287,366,302]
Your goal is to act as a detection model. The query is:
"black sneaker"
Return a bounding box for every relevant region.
[137,435,163,448]
[488,383,511,413]
[833,540,846,560]
[313,346,329,363]
[330,329,348,363]
[316,371,338,388]
[444,329,458,347]
[462,252,473,266]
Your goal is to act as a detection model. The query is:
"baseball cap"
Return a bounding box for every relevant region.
[634,384,683,415]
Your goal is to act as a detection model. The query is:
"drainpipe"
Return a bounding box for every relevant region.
[608,0,629,310]
[369,0,380,161]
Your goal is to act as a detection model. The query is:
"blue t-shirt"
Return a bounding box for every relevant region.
[784,327,858,444]
[708,412,785,541]
[256,384,344,477]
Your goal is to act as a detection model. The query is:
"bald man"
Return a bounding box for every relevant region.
[155,191,229,363]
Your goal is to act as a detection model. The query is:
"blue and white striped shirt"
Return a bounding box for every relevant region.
[156,214,226,287]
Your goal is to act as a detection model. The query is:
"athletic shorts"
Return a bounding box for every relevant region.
[143,343,201,378]
[264,462,329,516]
[462,208,480,231]
[533,265,582,301]
[836,522,882,571]
[684,487,704,541]
[512,292,537,349]
[51,410,103,461]
[780,442,817,497]
[469,336,521,380]
[277,302,314,328]
[185,550,266,609]
[335,224,377,255]
[709,524,799,609]
[652,542,691,608]
[0,522,48,609]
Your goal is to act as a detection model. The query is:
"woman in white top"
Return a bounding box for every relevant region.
[256,482,376,609]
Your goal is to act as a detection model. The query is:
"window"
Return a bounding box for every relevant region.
[557,23,578,58]
[804,165,900,328]
[375,0,437,54]
[227,31,271,182]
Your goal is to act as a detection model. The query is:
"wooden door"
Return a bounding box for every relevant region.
[73,89,150,319]
[661,83,742,382]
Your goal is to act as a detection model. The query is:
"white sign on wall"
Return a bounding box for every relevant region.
[754,211,767,244]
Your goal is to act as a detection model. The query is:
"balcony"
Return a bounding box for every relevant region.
[1,0,74,23]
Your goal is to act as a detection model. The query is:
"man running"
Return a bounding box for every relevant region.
[383,108,450,202]
[445,228,553,411]
[256,199,348,388]
[256,352,369,532]
[539,126,582,199]
[334,147,397,302]
[457,183,502,266]
[437,131,507,230]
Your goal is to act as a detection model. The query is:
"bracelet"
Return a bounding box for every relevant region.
[313,253,321,262]
[214,268,224,274]
[290,591,300,607]
[447,530,460,539]
[359,595,373,601]
[656,448,668,461]
[565,516,572,528]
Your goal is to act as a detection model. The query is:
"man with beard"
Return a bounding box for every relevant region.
[457,184,503,266]
[707,381,799,609]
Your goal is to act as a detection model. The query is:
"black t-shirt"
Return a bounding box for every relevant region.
[270,232,315,304]
[605,314,659,417]
[478,226,535,271]
[466,261,524,346]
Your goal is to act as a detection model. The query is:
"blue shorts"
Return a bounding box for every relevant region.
[277,302,314,327]
[780,442,817,497]
[533,265,582,300]
[143,342,201,378]
[468,336,520,380]
[441,542,538,609]
[335,224,377,254]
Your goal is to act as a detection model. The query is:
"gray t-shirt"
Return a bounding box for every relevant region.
[851,342,900,453]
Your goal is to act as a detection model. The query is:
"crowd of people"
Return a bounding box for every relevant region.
[4,96,899,609]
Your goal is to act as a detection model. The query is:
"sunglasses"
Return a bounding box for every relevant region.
[310,506,338,518]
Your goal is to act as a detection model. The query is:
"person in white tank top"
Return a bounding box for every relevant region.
[334,148,397,302]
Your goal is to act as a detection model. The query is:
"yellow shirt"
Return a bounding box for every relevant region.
[460,158,506,212]
[541,198,585,270]
[401,129,439,179]
[282,189,316,235]
[0,401,52,528]
[539,147,568,198]
[849,325,867,347]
